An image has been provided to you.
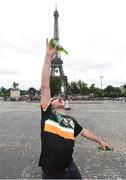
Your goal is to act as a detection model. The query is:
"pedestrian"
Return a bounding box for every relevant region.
[38,39,110,179]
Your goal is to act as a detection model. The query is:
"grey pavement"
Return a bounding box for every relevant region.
[0,101,126,179]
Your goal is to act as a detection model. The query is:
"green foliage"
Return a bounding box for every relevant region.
[0,87,6,96]
[89,84,96,94]
[104,85,122,97]
[69,81,79,95]
[1,82,126,99]
[20,90,27,96]
[0,87,10,97]
[5,88,11,97]
[50,76,61,97]
[27,87,37,96]
[77,80,89,96]
[123,84,126,96]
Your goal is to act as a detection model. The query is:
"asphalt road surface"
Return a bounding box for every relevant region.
[0,101,126,179]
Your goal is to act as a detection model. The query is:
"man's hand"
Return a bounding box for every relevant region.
[98,140,110,151]
[46,38,56,59]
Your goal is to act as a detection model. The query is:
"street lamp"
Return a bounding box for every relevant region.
[100,76,103,100]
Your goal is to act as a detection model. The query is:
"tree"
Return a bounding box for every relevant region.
[114,87,121,98]
[123,84,126,97]
[0,87,6,96]
[69,81,79,97]
[104,85,115,97]
[89,84,96,97]
[50,76,61,97]
[104,85,122,98]
[5,88,11,97]
[66,83,71,97]
[77,80,89,97]
[20,90,27,96]
[89,84,103,98]
[28,87,37,96]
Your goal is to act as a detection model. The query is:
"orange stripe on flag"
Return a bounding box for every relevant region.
[44,123,75,140]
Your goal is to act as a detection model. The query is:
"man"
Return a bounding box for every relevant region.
[39,39,110,179]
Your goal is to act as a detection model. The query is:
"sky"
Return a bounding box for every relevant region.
[0,0,126,90]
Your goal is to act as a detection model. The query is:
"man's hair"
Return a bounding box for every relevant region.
[51,96,64,103]
[51,97,58,103]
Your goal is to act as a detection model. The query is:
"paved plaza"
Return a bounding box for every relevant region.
[0,101,126,179]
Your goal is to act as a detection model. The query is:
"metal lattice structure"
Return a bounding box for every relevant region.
[51,6,67,97]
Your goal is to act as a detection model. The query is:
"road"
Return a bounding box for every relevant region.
[0,101,126,179]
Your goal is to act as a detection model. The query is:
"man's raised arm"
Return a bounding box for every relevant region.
[41,39,56,109]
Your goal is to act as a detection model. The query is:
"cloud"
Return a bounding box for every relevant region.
[0,38,41,56]
[0,69,19,75]
[0,0,126,89]
[0,53,5,59]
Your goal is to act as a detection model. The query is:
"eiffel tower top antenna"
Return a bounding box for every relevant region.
[55,1,57,10]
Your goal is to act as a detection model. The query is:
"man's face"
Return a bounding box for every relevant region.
[51,97,65,109]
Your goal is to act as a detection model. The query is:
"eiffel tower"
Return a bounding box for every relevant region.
[51,6,67,98]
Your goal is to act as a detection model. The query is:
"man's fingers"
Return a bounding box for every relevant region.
[103,146,107,151]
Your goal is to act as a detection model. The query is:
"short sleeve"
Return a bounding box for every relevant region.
[41,103,51,112]
[74,119,83,137]
[41,103,53,121]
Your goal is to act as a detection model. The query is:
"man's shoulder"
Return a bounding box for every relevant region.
[41,102,51,112]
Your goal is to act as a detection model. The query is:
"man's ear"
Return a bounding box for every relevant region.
[51,103,55,110]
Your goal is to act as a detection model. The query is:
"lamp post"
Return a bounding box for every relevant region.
[100,76,103,100]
